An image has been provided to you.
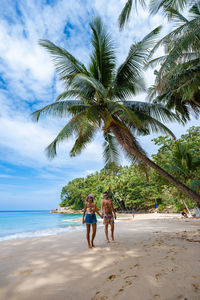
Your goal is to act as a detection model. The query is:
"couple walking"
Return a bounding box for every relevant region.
[82,191,116,248]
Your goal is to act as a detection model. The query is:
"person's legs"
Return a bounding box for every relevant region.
[91,223,97,247]
[105,224,110,242]
[86,224,92,248]
[111,223,114,241]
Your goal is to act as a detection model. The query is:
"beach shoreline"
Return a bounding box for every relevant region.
[0,214,199,300]
[0,212,183,242]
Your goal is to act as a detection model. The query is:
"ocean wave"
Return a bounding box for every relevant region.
[61,219,81,222]
[0,225,84,242]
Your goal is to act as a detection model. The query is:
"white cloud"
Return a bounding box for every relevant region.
[0,106,104,169]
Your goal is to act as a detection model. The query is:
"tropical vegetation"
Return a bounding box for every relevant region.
[60,126,200,211]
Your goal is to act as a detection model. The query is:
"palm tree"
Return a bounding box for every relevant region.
[119,0,190,29]
[165,143,200,191]
[33,17,200,206]
[147,2,200,117]
[119,1,200,118]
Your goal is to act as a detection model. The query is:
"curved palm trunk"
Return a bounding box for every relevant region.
[191,97,200,107]
[111,125,200,207]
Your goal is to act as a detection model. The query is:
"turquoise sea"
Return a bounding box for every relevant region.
[0,210,83,242]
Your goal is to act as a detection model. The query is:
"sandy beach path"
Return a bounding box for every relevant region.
[0,215,199,300]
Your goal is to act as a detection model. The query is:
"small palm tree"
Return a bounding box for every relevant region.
[33,17,200,206]
[165,143,200,191]
[163,142,200,208]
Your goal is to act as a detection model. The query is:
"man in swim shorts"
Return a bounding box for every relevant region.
[101,191,116,242]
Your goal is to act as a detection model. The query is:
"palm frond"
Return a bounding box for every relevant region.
[157,23,200,78]
[107,100,143,129]
[164,7,189,24]
[119,0,146,29]
[70,116,97,157]
[74,73,105,98]
[146,55,167,69]
[113,76,146,101]
[55,90,90,101]
[32,100,88,121]
[119,0,133,29]
[114,26,161,96]
[39,40,88,86]
[149,0,189,15]
[89,17,116,87]
[46,106,101,159]
[45,114,85,159]
[122,100,183,124]
[189,1,200,16]
[152,55,200,117]
[148,19,190,60]
[138,113,176,138]
[103,133,120,165]
[147,85,158,102]
[165,163,187,176]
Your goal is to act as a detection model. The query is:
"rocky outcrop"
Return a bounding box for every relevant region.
[50,207,82,214]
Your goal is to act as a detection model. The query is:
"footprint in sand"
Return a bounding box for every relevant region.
[134,263,140,268]
[107,274,118,281]
[92,296,108,300]
[124,280,132,286]
[192,283,200,292]
[153,294,161,299]
[124,275,138,280]
[155,266,178,280]
[91,292,108,300]
[170,266,178,272]
[155,273,162,280]
[115,275,137,296]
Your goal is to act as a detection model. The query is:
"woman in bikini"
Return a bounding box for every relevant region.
[82,194,103,248]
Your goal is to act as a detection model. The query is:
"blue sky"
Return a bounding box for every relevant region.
[0,0,199,210]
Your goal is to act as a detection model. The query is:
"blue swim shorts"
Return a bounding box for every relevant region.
[85,213,97,224]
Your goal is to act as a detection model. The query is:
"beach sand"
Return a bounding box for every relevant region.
[0,214,200,300]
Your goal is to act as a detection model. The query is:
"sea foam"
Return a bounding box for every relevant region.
[0,225,84,242]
